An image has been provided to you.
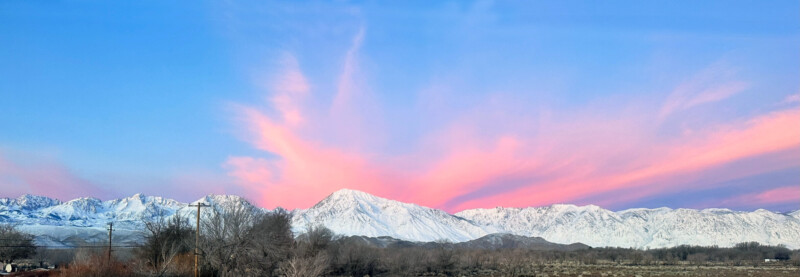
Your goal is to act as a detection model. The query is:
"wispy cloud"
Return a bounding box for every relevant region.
[224,105,389,208]
[332,25,366,114]
[452,108,800,211]
[268,53,311,127]
[712,186,800,209]
[223,28,799,212]
[782,93,800,105]
[660,62,749,118]
[0,150,107,200]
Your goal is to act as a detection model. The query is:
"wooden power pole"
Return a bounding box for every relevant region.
[189,203,209,277]
[107,222,113,262]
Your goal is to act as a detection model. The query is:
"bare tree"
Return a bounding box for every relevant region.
[296,225,334,258]
[328,241,379,276]
[201,199,259,277]
[244,207,295,276]
[137,211,194,276]
[280,252,330,277]
[0,223,35,263]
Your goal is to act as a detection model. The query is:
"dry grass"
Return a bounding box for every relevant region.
[57,251,135,277]
[444,262,800,277]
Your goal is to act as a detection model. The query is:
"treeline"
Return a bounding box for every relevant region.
[30,241,800,277]
[645,242,793,264]
[313,241,799,276]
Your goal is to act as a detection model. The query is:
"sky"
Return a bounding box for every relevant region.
[1,1,798,213]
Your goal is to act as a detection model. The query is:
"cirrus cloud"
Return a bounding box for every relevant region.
[223,28,800,212]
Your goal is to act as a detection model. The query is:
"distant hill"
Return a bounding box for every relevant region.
[454,233,590,251]
[334,233,590,251]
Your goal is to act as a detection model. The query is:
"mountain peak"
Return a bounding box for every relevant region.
[296,188,491,242]
[65,197,102,205]
[200,194,247,202]
[194,194,257,211]
[548,203,602,211]
[314,188,386,208]
[14,194,61,210]
[329,188,376,198]
[111,193,149,204]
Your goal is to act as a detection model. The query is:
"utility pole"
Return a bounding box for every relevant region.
[107,222,113,262]
[189,203,209,277]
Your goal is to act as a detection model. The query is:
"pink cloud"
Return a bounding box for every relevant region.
[0,151,107,200]
[224,39,800,212]
[710,186,800,208]
[749,186,800,204]
[445,108,800,211]
[225,105,394,208]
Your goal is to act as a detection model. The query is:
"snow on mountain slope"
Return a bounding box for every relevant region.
[455,205,639,247]
[456,205,800,248]
[292,189,493,242]
[23,194,190,228]
[104,193,185,221]
[0,195,62,223]
[17,224,144,248]
[0,194,61,210]
[193,194,263,213]
[0,193,258,246]
[38,197,105,224]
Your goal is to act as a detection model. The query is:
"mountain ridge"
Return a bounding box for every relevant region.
[1,189,799,249]
[292,188,494,242]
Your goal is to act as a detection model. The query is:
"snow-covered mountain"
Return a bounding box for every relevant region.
[455,205,800,249]
[0,194,62,210]
[292,189,493,242]
[0,193,256,247]
[1,189,799,249]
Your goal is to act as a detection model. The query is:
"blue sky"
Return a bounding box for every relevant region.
[1,1,798,212]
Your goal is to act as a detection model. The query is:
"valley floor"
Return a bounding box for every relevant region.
[428,263,799,277]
